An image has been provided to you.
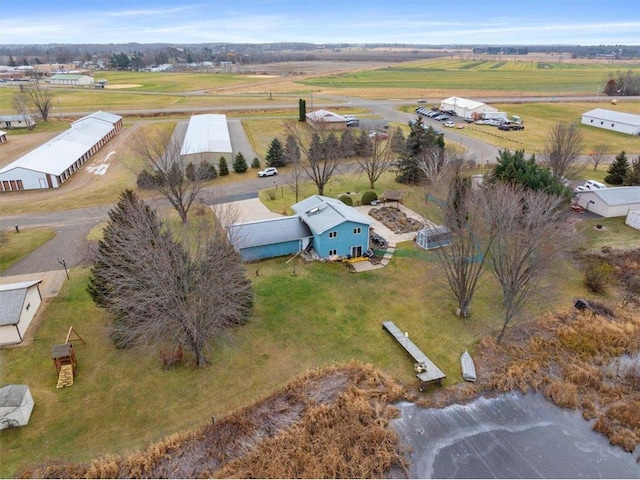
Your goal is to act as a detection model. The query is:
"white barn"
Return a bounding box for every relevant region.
[0,130,6,144]
[574,187,640,218]
[0,111,122,191]
[48,73,94,86]
[0,385,34,430]
[180,114,233,162]
[0,114,35,130]
[440,97,497,117]
[0,280,42,346]
[581,109,640,136]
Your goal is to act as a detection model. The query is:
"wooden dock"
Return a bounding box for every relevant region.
[382,321,446,388]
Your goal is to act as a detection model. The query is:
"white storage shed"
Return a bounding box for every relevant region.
[574,187,640,218]
[626,209,640,231]
[0,385,34,430]
[581,109,640,136]
[0,280,43,346]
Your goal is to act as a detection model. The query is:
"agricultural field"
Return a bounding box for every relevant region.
[298,58,640,98]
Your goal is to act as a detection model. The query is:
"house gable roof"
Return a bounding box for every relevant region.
[441,96,487,111]
[228,216,312,249]
[291,195,370,234]
[305,109,347,123]
[0,280,41,327]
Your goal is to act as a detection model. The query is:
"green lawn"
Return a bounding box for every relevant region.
[0,227,56,272]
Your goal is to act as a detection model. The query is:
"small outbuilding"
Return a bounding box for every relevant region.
[581,108,640,136]
[0,280,43,346]
[0,114,35,130]
[574,186,640,218]
[439,97,497,118]
[0,130,6,144]
[0,385,34,430]
[626,209,640,231]
[416,226,451,250]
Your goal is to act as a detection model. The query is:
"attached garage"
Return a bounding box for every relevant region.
[0,385,34,430]
[228,216,312,262]
[574,187,640,218]
[581,109,640,135]
[0,280,43,346]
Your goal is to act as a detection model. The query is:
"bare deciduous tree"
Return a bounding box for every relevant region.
[356,133,397,189]
[21,80,53,121]
[485,184,570,343]
[284,132,304,203]
[284,122,342,196]
[542,122,585,179]
[12,91,34,130]
[590,144,608,172]
[88,190,252,366]
[132,128,203,223]
[416,142,465,199]
[432,176,493,317]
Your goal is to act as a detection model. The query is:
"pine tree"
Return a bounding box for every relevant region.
[624,156,640,186]
[339,129,356,158]
[251,157,261,169]
[233,152,248,173]
[219,157,229,176]
[604,151,629,185]
[265,138,285,167]
[185,162,196,181]
[197,160,217,180]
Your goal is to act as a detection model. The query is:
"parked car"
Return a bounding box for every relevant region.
[511,124,525,130]
[346,119,359,127]
[437,116,449,122]
[585,180,607,190]
[498,124,511,131]
[574,185,589,193]
[258,167,278,177]
[444,121,455,128]
[417,99,427,103]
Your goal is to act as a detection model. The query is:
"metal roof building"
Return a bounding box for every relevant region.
[180,114,233,161]
[581,108,640,135]
[574,186,640,218]
[0,385,34,430]
[227,216,312,261]
[305,109,347,129]
[48,73,94,86]
[440,97,497,117]
[0,111,122,191]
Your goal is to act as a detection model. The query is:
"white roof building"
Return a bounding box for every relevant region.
[574,186,640,218]
[305,109,347,129]
[180,114,233,161]
[440,97,497,117]
[0,111,122,191]
[0,280,42,345]
[581,109,640,136]
[0,385,34,430]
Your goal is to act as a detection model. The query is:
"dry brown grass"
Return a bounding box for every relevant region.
[21,362,407,479]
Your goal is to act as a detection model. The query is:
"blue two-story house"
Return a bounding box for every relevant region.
[227,195,371,261]
[291,195,371,259]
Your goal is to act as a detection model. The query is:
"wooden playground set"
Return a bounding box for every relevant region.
[51,326,85,389]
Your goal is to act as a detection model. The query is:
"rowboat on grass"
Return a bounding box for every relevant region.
[461,350,476,382]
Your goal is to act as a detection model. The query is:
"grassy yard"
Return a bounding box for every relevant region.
[0,225,592,477]
[0,227,56,272]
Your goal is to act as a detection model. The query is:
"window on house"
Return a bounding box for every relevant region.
[26,303,30,310]
[353,227,361,234]
[329,231,337,238]
[329,249,337,256]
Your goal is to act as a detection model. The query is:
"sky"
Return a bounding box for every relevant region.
[2,0,640,46]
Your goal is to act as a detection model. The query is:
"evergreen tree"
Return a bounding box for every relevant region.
[298,98,306,122]
[489,150,570,200]
[251,157,261,169]
[185,162,196,181]
[339,129,356,158]
[233,152,248,173]
[395,122,444,184]
[265,138,285,167]
[624,156,640,186]
[604,151,630,185]
[197,160,217,180]
[389,127,406,155]
[284,134,301,164]
[354,130,373,157]
[219,157,229,176]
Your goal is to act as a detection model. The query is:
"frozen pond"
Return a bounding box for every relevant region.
[391,392,639,478]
